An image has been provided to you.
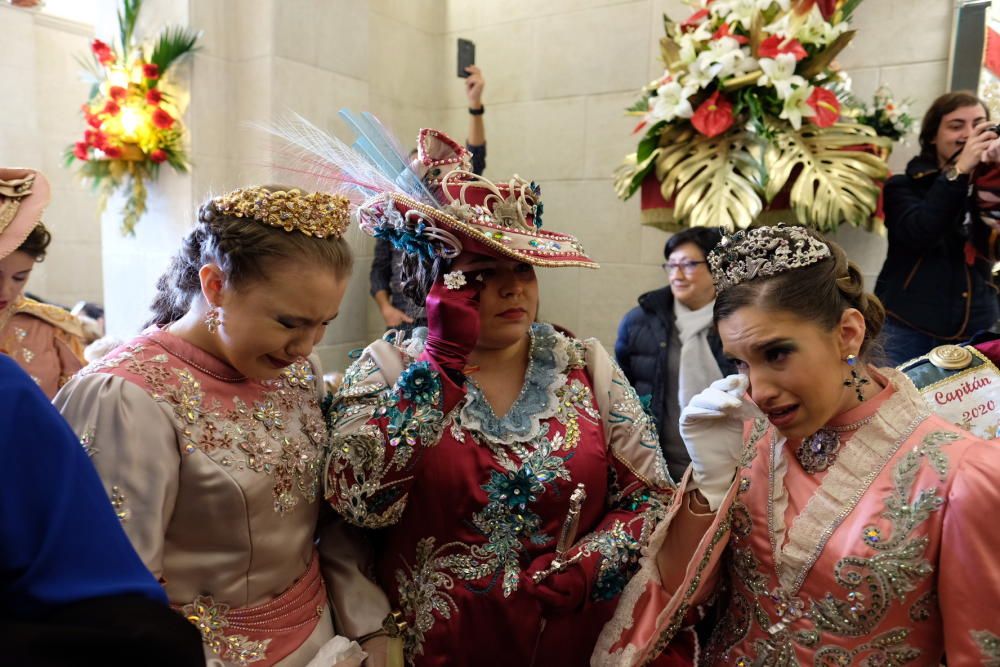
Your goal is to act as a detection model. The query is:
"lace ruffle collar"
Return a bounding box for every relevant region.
[460,322,570,445]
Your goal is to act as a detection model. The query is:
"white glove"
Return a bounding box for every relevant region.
[680,374,758,511]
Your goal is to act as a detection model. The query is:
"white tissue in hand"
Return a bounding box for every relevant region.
[304,636,367,667]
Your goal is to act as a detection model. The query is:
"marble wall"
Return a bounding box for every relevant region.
[1,0,959,365]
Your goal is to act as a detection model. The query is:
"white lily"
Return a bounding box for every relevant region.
[757,53,805,100]
[650,80,698,121]
[683,59,717,90]
[780,84,816,130]
[794,5,847,46]
[696,36,748,80]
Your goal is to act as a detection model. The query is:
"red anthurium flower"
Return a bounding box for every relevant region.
[691,91,735,137]
[143,63,160,79]
[108,85,127,101]
[102,145,122,159]
[758,35,808,61]
[713,23,749,45]
[151,108,174,129]
[145,88,163,105]
[73,142,90,161]
[681,8,710,29]
[807,86,841,127]
[793,0,838,20]
[91,39,115,65]
[102,100,121,116]
[150,149,168,163]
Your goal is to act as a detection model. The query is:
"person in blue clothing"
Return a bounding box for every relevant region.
[0,353,203,666]
[615,226,734,480]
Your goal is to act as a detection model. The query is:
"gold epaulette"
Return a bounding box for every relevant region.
[14,297,86,339]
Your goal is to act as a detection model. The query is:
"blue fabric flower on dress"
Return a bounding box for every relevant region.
[397,361,441,406]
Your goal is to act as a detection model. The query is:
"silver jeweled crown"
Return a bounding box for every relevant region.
[709,224,832,293]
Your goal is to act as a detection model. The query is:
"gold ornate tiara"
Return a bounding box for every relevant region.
[709,224,831,293]
[212,186,350,239]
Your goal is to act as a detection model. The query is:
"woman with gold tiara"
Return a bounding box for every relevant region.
[592,225,1000,666]
[319,124,675,666]
[54,186,386,666]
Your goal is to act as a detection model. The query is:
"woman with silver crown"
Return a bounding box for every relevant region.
[54,186,386,667]
[592,224,1000,666]
[322,125,674,666]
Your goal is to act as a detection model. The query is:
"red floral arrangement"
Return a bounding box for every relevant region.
[616,0,891,232]
[64,0,199,235]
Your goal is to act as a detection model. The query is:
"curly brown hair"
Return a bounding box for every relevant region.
[16,222,52,261]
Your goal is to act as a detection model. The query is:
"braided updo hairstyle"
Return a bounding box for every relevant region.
[146,186,353,327]
[714,228,886,363]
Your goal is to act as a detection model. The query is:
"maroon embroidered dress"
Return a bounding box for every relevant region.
[326,323,675,666]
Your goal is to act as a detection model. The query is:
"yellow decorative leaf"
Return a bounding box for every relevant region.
[765,121,889,231]
[655,128,766,231]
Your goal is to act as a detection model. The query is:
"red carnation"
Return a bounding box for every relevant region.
[807,86,841,127]
[102,145,122,159]
[691,90,735,138]
[712,23,749,45]
[108,85,127,101]
[145,88,163,105]
[102,100,121,116]
[84,129,108,149]
[151,107,174,129]
[73,142,90,161]
[759,35,808,61]
[142,63,160,79]
[86,114,103,129]
[91,39,115,65]
[149,149,168,163]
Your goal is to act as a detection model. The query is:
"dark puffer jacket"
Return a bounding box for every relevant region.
[875,156,999,340]
[614,286,733,451]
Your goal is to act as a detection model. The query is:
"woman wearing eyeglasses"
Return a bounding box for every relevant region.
[615,226,735,480]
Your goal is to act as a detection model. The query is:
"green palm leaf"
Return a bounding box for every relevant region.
[148,26,201,74]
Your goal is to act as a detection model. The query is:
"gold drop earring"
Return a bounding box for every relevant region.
[843,353,869,402]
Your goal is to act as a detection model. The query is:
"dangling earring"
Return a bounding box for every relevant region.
[843,354,870,402]
[205,306,222,334]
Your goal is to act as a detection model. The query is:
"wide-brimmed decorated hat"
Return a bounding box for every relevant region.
[0,168,50,260]
[356,127,597,268]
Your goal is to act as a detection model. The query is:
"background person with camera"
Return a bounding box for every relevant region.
[875,91,1000,365]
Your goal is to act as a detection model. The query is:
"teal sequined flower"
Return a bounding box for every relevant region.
[397,361,441,406]
[484,468,544,513]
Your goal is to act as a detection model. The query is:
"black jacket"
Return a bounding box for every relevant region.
[614,286,733,431]
[875,156,998,339]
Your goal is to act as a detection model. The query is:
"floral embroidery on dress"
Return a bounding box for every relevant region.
[182,595,271,665]
[972,630,1000,666]
[707,431,959,664]
[85,344,324,515]
[79,429,97,457]
[110,485,130,522]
